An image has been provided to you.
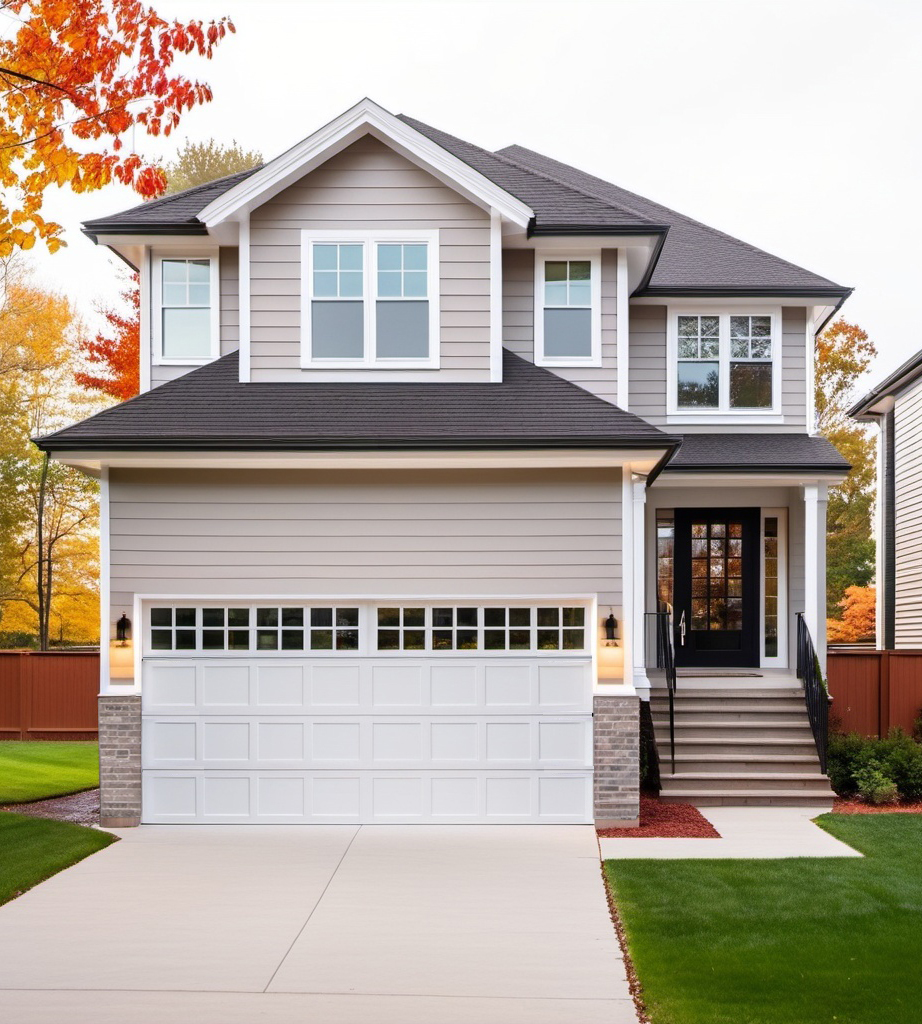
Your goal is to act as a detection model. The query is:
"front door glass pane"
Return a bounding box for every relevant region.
[691,520,744,631]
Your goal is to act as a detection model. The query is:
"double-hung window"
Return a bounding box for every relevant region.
[153,255,219,363]
[303,231,439,368]
[670,310,780,417]
[535,253,601,366]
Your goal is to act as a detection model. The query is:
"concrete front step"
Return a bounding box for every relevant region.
[661,755,823,773]
[657,739,818,757]
[653,712,810,726]
[661,773,832,793]
[661,791,835,807]
[650,688,804,700]
[651,701,806,715]
[656,724,815,742]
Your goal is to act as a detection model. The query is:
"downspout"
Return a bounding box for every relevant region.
[882,409,896,650]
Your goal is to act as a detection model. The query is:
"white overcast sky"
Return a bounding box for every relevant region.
[24,0,922,385]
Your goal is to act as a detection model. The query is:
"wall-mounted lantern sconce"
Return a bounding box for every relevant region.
[115,613,132,647]
[604,611,619,647]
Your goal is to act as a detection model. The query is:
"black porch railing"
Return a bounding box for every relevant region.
[795,612,829,773]
[644,611,677,773]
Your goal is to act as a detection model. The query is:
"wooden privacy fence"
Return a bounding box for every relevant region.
[826,649,922,738]
[0,651,100,741]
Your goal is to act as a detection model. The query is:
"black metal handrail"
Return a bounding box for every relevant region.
[795,612,829,773]
[644,611,677,773]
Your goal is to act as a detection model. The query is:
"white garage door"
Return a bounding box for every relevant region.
[141,601,594,824]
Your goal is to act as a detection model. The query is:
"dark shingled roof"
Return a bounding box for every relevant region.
[37,349,677,453]
[82,168,260,235]
[396,116,666,232]
[665,432,850,473]
[496,144,847,295]
[80,112,850,298]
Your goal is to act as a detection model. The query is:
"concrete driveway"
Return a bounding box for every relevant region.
[0,825,634,1024]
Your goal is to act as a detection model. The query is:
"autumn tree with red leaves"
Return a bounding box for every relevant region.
[75,271,139,400]
[0,0,234,254]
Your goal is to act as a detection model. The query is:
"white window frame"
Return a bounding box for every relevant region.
[666,307,783,423]
[760,508,788,669]
[534,251,602,368]
[301,229,440,370]
[151,252,220,366]
[141,599,594,659]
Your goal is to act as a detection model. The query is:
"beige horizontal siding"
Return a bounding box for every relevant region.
[249,136,492,382]
[780,306,807,426]
[894,377,922,646]
[627,304,667,421]
[109,465,623,621]
[501,248,619,404]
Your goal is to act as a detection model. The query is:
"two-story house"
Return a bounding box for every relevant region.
[39,100,850,827]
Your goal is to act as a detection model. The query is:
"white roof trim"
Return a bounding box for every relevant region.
[197,98,534,229]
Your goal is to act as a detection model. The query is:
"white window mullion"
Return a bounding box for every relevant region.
[719,314,730,412]
[365,241,375,363]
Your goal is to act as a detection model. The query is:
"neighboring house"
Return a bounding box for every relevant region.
[850,351,922,648]
[38,100,850,827]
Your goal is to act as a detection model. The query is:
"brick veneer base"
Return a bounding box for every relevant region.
[98,694,142,827]
[593,693,640,827]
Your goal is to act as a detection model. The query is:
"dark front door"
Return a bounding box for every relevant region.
[673,508,760,668]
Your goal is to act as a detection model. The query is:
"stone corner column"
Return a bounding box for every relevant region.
[98,694,142,828]
[593,692,640,828]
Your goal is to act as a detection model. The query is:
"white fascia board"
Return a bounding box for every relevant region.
[197,98,533,229]
[631,294,834,308]
[49,447,672,475]
[653,470,849,488]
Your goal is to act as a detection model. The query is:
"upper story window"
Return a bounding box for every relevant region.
[302,230,440,369]
[153,256,219,364]
[668,309,780,419]
[534,253,601,366]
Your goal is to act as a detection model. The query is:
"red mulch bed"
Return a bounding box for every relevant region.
[597,794,721,838]
[833,797,922,814]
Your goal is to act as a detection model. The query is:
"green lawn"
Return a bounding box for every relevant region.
[606,815,922,1024]
[0,813,115,905]
[0,742,99,803]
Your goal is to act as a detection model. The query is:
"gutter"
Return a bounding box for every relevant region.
[35,435,682,455]
[636,285,853,302]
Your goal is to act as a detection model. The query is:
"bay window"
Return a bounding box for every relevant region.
[669,309,780,417]
[302,231,439,368]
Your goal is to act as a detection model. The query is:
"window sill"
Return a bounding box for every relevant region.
[154,357,216,367]
[300,360,441,371]
[667,412,785,426]
[535,357,603,369]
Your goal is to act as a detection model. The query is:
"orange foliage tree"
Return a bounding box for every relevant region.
[0,0,234,254]
[827,586,877,644]
[75,270,139,400]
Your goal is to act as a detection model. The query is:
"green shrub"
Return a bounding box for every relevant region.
[827,729,922,802]
[854,764,899,804]
[882,730,922,801]
[827,732,871,796]
[913,710,922,744]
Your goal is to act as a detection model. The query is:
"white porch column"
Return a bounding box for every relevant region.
[803,482,829,675]
[630,471,649,691]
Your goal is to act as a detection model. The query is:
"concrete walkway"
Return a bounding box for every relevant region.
[599,805,863,860]
[0,824,636,1024]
